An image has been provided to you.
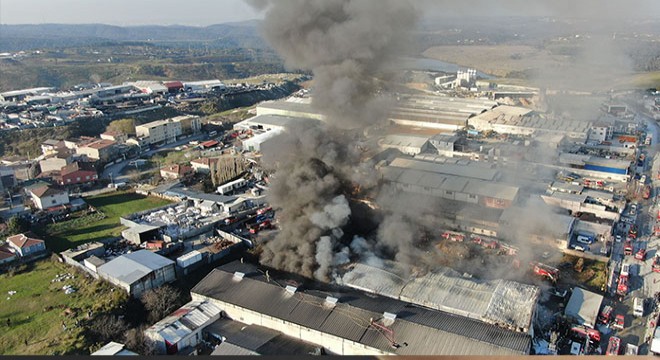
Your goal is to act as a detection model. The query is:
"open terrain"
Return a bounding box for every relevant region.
[40,191,173,252]
[0,259,127,355]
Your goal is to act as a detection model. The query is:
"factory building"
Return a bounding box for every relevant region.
[381,157,518,209]
[191,261,533,355]
[97,250,176,297]
[256,98,325,121]
[469,106,590,139]
[341,261,539,334]
[378,134,431,156]
[558,153,631,182]
[234,114,320,152]
[389,95,497,131]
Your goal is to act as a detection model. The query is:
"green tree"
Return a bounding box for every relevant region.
[6,216,29,236]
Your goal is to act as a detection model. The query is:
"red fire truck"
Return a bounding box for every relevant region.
[606,336,621,355]
[530,262,559,282]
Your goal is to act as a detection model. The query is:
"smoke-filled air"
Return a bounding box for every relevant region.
[248,0,418,280]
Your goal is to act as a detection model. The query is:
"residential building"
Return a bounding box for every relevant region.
[160,164,193,180]
[0,245,17,265]
[100,131,128,144]
[55,162,98,186]
[135,116,201,145]
[6,233,46,257]
[191,158,219,174]
[91,342,138,356]
[41,139,65,156]
[29,185,70,210]
[96,250,176,297]
[76,139,117,162]
[39,155,72,174]
[0,166,16,193]
[145,300,222,355]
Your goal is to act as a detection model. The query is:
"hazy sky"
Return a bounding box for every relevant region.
[0,0,262,26]
[0,0,658,26]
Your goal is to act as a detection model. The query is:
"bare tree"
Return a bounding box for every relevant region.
[212,155,248,186]
[140,285,183,324]
[86,314,128,344]
[124,326,156,355]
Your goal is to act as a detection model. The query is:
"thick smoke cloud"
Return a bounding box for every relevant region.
[250,0,417,129]
[250,0,418,281]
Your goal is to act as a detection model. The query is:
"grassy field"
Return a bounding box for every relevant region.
[0,260,127,355]
[42,191,173,252]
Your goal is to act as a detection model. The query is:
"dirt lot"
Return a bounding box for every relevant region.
[423,45,570,78]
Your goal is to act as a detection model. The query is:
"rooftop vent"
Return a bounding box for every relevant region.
[285,285,297,295]
[325,296,339,307]
[383,312,397,325]
[233,271,245,281]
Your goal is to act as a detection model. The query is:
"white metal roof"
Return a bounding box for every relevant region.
[565,287,603,327]
[147,300,221,344]
[97,250,174,286]
[91,341,138,356]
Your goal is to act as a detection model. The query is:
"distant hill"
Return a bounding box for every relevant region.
[0,21,267,51]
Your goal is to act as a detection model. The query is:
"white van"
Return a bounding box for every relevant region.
[634,297,644,317]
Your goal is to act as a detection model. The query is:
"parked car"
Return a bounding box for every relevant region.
[635,248,647,261]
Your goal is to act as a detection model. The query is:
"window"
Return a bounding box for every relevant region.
[52,199,57,204]
[469,194,477,199]
[67,179,71,183]
[76,177,81,181]
[445,190,454,196]
[85,176,90,180]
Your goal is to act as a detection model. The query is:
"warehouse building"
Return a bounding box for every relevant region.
[341,261,539,334]
[565,287,603,328]
[378,134,431,156]
[469,106,590,139]
[381,157,518,209]
[97,250,176,297]
[389,95,497,131]
[145,300,222,355]
[558,153,631,182]
[256,99,325,121]
[191,261,533,355]
[206,318,324,356]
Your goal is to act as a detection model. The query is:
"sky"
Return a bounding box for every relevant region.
[0,0,658,26]
[0,0,262,26]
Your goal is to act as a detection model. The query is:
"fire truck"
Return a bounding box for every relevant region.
[606,336,621,355]
[624,240,634,256]
[530,262,559,282]
[636,248,647,261]
[655,224,660,237]
[617,275,629,297]
[598,305,614,324]
[570,326,601,343]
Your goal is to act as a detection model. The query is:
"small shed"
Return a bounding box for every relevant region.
[565,287,603,328]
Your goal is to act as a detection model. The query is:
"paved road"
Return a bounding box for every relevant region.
[101,133,207,181]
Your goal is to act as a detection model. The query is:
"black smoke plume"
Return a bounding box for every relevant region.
[249,0,418,280]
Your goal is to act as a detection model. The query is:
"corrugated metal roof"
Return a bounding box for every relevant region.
[97,250,174,285]
[146,300,221,344]
[191,263,532,355]
[211,342,258,356]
